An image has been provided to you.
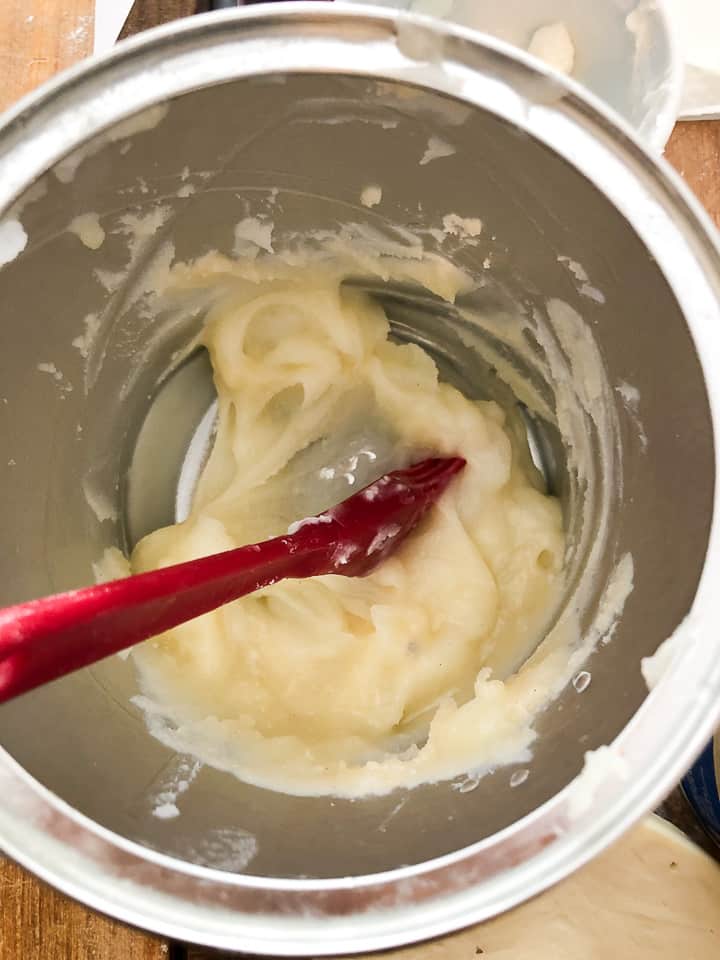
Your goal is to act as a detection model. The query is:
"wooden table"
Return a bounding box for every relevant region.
[0,2,719,957]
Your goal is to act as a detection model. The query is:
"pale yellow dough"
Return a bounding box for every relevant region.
[131,255,565,797]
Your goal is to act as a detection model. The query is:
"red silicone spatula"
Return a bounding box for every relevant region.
[0,456,465,704]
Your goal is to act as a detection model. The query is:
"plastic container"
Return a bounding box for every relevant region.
[347,0,683,151]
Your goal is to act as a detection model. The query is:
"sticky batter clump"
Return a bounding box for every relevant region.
[130,254,565,797]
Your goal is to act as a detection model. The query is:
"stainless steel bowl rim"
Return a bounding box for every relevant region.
[0,5,719,954]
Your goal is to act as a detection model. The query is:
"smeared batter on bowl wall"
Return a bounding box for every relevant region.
[128,251,567,798]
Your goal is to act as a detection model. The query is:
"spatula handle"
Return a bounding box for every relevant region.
[0,536,322,703]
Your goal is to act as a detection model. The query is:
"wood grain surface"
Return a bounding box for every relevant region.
[666,119,720,228]
[0,2,720,958]
[0,858,170,960]
[0,0,94,113]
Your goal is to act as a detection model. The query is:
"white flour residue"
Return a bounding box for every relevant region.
[298,114,399,130]
[72,313,101,360]
[0,219,28,267]
[546,296,609,415]
[641,616,697,691]
[367,524,402,556]
[288,96,401,131]
[95,206,173,304]
[557,255,606,304]
[54,104,169,184]
[241,218,471,300]
[68,212,105,250]
[332,543,359,566]
[535,298,615,478]
[234,216,274,256]
[187,827,258,871]
[117,103,169,140]
[378,798,408,833]
[360,184,382,208]
[177,183,196,199]
[37,362,63,381]
[531,297,613,492]
[287,514,333,535]
[130,746,202,821]
[442,213,483,240]
[64,14,91,54]
[133,241,175,310]
[104,103,169,140]
[91,217,176,401]
[615,380,648,452]
[592,553,634,647]
[81,476,117,524]
[567,746,630,819]
[120,206,172,260]
[419,135,456,166]
[616,381,640,407]
[94,268,124,295]
[510,294,623,744]
[37,362,73,396]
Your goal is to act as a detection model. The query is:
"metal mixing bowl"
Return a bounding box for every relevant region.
[0,4,719,954]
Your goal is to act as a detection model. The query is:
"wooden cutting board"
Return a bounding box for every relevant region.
[0,2,719,958]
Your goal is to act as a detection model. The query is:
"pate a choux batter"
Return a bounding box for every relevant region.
[130,254,565,797]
